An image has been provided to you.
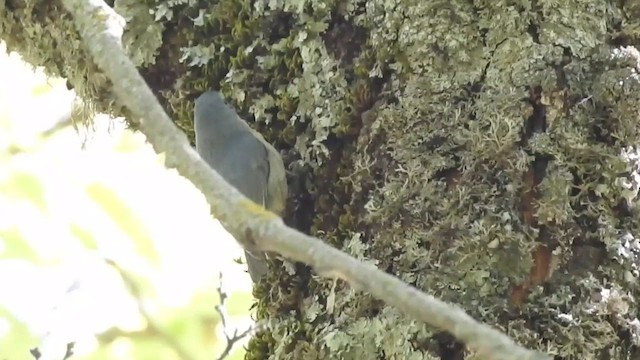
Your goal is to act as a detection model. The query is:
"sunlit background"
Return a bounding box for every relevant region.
[0,42,254,360]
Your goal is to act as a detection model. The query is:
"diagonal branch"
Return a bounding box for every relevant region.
[59,1,551,359]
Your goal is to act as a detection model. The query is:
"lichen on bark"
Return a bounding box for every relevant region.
[336,1,640,359]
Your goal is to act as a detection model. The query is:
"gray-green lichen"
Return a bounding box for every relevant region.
[339,1,640,358]
[114,0,164,67]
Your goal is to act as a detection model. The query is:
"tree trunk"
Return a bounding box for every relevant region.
[4,0,640,359]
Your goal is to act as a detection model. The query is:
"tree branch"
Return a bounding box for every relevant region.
[59,1,552,359]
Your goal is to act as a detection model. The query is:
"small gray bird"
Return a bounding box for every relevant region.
[194,90,287,283]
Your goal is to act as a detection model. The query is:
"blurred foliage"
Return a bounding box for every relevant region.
[0,44,253,360]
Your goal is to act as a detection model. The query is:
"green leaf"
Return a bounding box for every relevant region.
[0,226,38,259]
[69,223,97,250]
[85,183,158,261]
[0,172,47,211]
[0,309,37,360]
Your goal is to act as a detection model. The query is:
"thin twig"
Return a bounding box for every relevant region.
[30,342,75,360]
[214,273,254,360]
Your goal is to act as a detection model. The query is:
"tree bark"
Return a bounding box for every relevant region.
[4,0,640,359]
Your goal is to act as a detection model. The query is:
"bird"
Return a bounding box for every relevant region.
[194,90,287,283]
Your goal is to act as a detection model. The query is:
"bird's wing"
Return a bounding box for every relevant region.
[216,134,270,207]
[264,143,288,215]
[248,129,287,215]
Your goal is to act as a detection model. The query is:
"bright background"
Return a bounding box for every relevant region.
[0,42,254,360]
